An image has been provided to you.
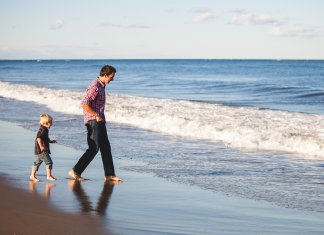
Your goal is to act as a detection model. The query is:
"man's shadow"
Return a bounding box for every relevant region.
[68,180,116,216]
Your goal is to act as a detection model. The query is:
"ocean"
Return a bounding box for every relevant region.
[0,59,324,212]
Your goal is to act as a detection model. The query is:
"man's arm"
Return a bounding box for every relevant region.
[81,103,103,122]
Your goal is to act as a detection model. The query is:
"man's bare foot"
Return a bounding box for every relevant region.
[30,176,40,182]
[105,176,124,182]
[68,169,85,181]
[47,176,57,181]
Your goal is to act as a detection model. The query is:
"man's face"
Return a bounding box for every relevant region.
[104,73,115,84]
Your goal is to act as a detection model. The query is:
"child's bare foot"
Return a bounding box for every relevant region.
[30,176,40,182]
[47,176,57,181]
[105,176,124,182]
[68,169,85,181]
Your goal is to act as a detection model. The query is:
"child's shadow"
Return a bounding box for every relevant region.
[68,180,116,216]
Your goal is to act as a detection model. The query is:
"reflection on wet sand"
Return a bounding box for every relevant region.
[68,180,116,216]
[29,179,116,217]
[29,180,56,200]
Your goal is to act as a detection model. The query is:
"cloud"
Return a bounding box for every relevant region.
[165,8,176,14]
[230,9,323,39]
[269,25,323,38]
[193,9,216,23]
[99,23,122,28]
[50,19,64,30]
[231,10,284,26]
[99,22,151,29]
[128,24,151,29]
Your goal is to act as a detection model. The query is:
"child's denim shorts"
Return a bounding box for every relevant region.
[33,152,53,170]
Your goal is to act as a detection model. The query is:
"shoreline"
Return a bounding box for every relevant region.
[0,120,324,235]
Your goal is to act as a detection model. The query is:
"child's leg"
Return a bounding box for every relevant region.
[46,166,56,181]
[30,165,40,182]
[30,155,42,181]
[43,153,56,181]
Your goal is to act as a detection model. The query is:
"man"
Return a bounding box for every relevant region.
[69,65,123,182]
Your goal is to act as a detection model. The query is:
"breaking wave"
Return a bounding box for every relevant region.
[1,81,324,159]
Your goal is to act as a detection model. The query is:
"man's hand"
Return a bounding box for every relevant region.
[96,115,103,122]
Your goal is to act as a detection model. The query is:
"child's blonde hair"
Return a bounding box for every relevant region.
[39,114,53,126]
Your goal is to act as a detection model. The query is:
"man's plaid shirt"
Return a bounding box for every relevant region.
[81,78,106,124]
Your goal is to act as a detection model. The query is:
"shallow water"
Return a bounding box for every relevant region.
[1,98,324,213]
[1,59,324,214]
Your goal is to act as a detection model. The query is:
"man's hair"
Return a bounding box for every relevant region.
[40,114,53,125]
[100,65,117,76]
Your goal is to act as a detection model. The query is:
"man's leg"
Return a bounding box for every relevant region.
[98,122,116,177]
[73,121,99,176]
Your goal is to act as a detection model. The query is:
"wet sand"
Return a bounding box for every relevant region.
[0,175,109,235]
[0,120,324,235]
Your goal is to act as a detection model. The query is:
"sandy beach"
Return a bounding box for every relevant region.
[0,176,109,235]
[0,120,324,235]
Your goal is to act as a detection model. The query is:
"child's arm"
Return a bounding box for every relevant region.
[36,138,46,152]
[49,139,57,144]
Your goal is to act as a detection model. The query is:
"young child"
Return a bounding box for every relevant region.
[30,114,57,182]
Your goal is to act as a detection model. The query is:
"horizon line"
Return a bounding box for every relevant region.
[0,58,324,61]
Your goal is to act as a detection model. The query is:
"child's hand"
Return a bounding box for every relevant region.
[50,140,57,144]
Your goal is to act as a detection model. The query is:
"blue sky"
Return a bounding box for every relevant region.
[1,0,324,59]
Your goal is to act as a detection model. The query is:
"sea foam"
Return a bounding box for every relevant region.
[1,81,324,159]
